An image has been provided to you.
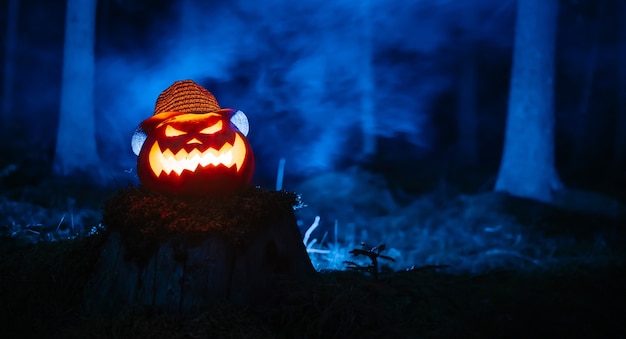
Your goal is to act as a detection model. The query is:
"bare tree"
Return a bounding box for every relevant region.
[358,0,376,159]
[455,7,479,166]
[615,0,626,172]
[568,1,604,172]
[495,0,561,202]
[53,0,100,177]
[2,0,19,129]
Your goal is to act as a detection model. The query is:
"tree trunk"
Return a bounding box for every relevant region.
[358,0,376,159]
[569,1,604,173]
[85,210,315,316]
[53,0,99,177]
[615,1,626,172]
[2,0,19,130]
[456,51,478,166]
[456,8,479,166]
[495,0,561,202]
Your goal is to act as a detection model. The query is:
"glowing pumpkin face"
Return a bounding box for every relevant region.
[132,108,254,196]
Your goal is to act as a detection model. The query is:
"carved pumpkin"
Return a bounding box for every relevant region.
[131,80,254,196]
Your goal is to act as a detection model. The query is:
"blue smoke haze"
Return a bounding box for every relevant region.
[2,0,622,191]
[94,0,511,181]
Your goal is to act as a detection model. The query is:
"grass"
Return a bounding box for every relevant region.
[304,190,625,275]
[0,178,625,337]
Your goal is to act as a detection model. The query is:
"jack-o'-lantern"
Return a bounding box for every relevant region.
[131,80,254,196]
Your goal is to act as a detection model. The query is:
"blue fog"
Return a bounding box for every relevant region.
[93,0,513,182]
[2,0,623,195]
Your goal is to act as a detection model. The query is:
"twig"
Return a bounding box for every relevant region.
[303,216,321,250]
[276,157,286,191]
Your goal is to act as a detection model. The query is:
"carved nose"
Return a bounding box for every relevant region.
[187,138,202,145]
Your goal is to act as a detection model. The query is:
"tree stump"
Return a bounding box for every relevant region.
[84,186,315,316]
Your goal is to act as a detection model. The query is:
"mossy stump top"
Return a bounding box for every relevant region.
[102,185,302,263]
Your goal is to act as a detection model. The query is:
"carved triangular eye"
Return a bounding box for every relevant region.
[199,120,223,134]
[231,110,249,136]
[131,126,146,156]
[165,125,187,137]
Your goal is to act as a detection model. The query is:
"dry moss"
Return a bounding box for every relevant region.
[102,185,300,263]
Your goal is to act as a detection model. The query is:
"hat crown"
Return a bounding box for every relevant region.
[154,80,220,115]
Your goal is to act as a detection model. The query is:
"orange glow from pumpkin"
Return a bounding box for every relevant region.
[148,133,247,176]
[165,125,187,137]
[199,120,223,134]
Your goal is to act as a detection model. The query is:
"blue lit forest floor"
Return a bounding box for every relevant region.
[0,180,625,338]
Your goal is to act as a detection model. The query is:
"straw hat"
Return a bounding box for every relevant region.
[154,80,220,115]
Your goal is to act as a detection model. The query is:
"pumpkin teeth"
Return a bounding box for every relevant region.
[148,134,247,177]
[232,134,246,171]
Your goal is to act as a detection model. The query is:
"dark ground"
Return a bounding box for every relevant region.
[0,175,625,338]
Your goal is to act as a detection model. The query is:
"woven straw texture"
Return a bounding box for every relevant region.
[154,80,220,115]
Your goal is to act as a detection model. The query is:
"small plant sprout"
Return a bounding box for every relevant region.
[344,243,396,280]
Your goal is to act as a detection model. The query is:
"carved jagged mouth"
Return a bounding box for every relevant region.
[148,134,246,176]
